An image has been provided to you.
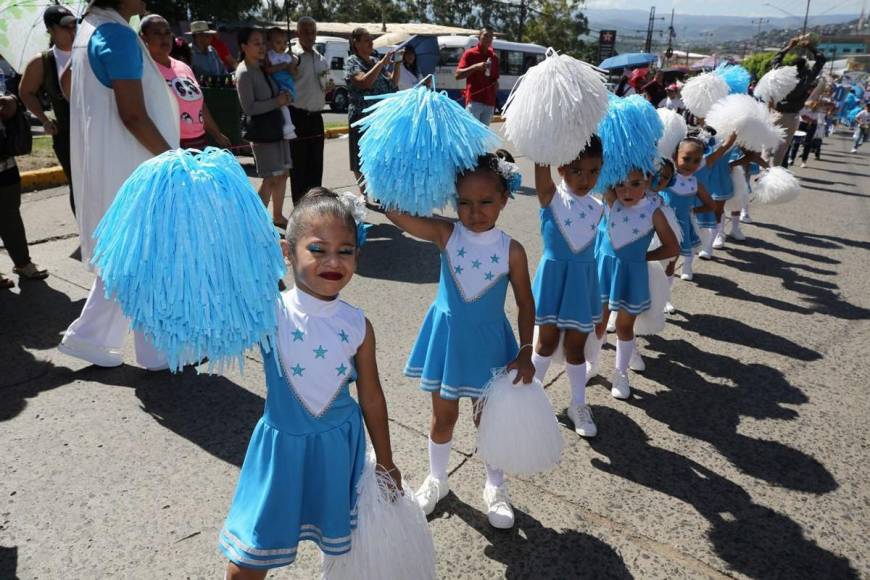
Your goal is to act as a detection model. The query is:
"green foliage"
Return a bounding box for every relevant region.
[742,51,798,80]
[147,0,263,22]
[520,0,590,58]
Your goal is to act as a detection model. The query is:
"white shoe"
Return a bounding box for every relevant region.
[851,147,858,153]
[606,315,616,333]
[483,483,515,529]
[629,350,646,372]
[729,222,746,241]
[415,474,449,516]
[58,334,123,368]
[680,260,693,281]
[697,250,711,260]
[567,404,597,437]
[664,301,676,314]
[739,210,752,224]
[712,232,726,249]
[611,370,631,400]
[800,162,807,168]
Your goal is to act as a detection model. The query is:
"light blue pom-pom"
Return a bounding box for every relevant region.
[715,63,751,95]
[91,147,286,373]
[354,84,501,216]
[596,94,663,192]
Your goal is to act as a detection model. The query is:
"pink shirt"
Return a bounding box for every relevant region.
[157,58,205,141]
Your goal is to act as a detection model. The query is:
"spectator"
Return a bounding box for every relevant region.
[189,21,227,79]
[771,34,827,166]
[58,0,179,369]
[397,44,422,90]
[851,102,870,152]
[642,70,667,107]
[345,27,398,195]
[455,27,499,125]
[0,94,49,288]
[663,83,684,113]
[19,5,76,215]
[235,27,292,228]
[139,14,230,150]
[289,16,331,204]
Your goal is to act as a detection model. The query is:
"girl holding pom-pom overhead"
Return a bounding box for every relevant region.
[386,154,535,530]
[529,136,605,438]
[221,190,406,579]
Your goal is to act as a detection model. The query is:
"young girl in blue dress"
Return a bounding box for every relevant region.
[529,136,604,438]
[386,153,535,530]
[695,129,738,258]
[661,137,715,283]
[587,169,680,400]
[221,190,401,579]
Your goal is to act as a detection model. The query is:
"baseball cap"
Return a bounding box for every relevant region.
[44,5,77,28]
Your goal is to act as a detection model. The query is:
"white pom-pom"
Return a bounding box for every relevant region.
[681,72,729,118]
[706,94,785,153]
[657,108,687,161]
[753,166,800,204]
[533,325,565,366]
[322,450,437,580]
[754,66,799,106]
[503,49,609,166]
[477,370,564,476]
[649,201,683,250]
[634,261,669,336]
[725,165,749,213]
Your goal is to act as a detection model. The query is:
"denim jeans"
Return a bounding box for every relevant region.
[466,101,495,126]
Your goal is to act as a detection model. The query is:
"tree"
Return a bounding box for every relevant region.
[520,0,590,58]
[742,51,798,80]
[146,0,263,22]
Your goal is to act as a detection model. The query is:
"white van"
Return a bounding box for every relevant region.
[291,35,350,112]
[435,35,547,110]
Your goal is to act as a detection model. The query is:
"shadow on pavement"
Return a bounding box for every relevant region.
[0,281,84,422]
[588,408,857,579]
[356,222,440,283]
[755,220,870,252]
[666,313,822,361]
[641,335,836,493]
[0,546,18,580]
[431,494,632,579]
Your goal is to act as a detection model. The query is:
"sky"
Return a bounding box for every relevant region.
[583,0,866,19]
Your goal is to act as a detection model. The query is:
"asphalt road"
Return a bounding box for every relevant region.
[1,127,869,579]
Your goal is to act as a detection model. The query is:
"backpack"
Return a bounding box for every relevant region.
[0,96,33,157]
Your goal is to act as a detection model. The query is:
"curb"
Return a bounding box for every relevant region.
[19,118,503,192]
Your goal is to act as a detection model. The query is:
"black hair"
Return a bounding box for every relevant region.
[402,44,419,76]
[237,27,263,59]
[88,0,122,8]
[267,27,286,41]
[457,153,509,195]
[285,188,359,255]
[350,27,370,56]
[575,134,603,162]
[678,136,707,153]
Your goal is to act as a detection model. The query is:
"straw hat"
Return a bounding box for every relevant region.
[189,21,217,35]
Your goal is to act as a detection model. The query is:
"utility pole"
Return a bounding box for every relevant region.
[645,6,656,53]
[665,9,676,62]
[518,0,528,43]
[751,18,769,51]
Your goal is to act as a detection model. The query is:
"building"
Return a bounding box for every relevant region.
[817,35,870,59]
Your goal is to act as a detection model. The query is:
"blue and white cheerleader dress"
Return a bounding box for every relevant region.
[660,173,701,257]
[532,182,604,334]
[220,288,367,570]
[405,223,518,400]
[696,138,737,228]
[596,196,659,315]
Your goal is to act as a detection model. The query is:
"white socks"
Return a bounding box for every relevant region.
[682,255,693,277]
[531,351,552,383]
[428,438,452,481]
[615,339,635,373]
[485,463,505,488]
[565,362,587,407]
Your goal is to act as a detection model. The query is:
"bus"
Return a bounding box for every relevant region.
[435,35,547,111]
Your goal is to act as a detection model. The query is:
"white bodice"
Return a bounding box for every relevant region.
[445,223,511,302]
[276,288,366,417]
[607,196,658,250]
[550,181,604,252]
[670,173,698,197]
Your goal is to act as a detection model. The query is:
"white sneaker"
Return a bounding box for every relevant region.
[680,260,693,281]
[611,370,631,400]
[483,483,515,529]
[697,250,712,260]
[739,210,752,224]
[415,474,449,516]
[629,350,646,372]
[712,232,726,249]
[567,404,597,437]
[851,147,858,153]
[58,334,123,368]
[729,222,746,241]
[800,162,807,168]
[664,301,676,314]
[606,315,616,333]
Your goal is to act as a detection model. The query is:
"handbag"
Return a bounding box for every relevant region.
[0,96,33,157]
[241,68,285,143]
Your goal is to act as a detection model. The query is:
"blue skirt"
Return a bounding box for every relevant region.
[405,306,518,400]
[676,215,701,256]
[598,256,651,315]
[220,412,366,569]
[532,258,602,333]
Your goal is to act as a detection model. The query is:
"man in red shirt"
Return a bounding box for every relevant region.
[455,27,499,125]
